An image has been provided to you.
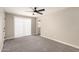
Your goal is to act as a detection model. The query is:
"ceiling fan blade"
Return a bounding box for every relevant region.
[38,9,45,11]
[37,12,43,15]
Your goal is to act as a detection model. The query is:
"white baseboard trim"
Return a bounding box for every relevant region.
[5,35,79,49]
[5,36,15,40]
[41,35,79,49]
[5,35,32,40]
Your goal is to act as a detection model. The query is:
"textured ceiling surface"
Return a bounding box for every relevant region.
[4,7,67,17]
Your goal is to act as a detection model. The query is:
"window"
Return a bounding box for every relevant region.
[14,16,31,37]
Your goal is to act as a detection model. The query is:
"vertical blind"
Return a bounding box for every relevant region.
[14,16,31,37]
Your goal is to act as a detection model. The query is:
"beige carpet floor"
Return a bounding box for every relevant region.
[2,35,79,52]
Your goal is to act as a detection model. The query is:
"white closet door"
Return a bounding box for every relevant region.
[14,16,31,38]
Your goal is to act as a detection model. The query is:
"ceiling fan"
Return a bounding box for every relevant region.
[26,7,45,15]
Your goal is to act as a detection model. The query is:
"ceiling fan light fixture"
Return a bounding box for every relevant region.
[32,12,37,15]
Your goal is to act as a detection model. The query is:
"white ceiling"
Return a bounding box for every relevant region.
[4,7,67,17]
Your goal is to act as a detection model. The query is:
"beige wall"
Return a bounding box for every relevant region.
[0,8,5,51]
[31,17,37,35]
[39,7,79,48]
[5,13,14,39]
[5,13,36,39]
[36,18,41,35]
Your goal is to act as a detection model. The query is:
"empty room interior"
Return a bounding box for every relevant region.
[0,7,79,52]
